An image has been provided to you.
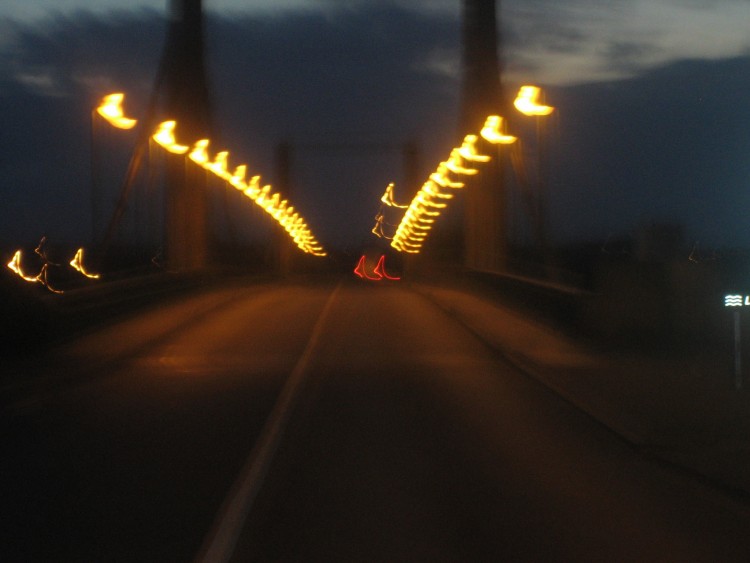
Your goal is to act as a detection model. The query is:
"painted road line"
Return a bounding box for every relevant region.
[194,281,342,563]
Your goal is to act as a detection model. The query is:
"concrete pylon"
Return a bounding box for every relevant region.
[160,0,211,272]
[460,0,507,272]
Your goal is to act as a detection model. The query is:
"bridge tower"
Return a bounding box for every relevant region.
[159,0,212,271]
[460,0,507,272]
[101,0,211,271]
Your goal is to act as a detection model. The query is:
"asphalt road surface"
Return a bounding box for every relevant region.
[2,278,749,561]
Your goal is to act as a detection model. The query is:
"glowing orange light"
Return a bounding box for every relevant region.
[188,139,211,165]
[255,184,273,205]
[480,115,517,144]
[229,165,247,190]
[96,92,137,129]
[157,131,327,256]
[274,205,291,223]
[514,85,554,116]
[422,181,454,200]
[372,213,395,240]
[243,175,262,199]
[279,208,296,228]
[372,216,384,238]
[104,89,327,257]
[7,249,64,293]
[415,192,448,209]
[432,162,468,189]
[458,135,491,162]
[380,182,408,208]
[261,192,281,212]
[39,265,63,293]
[152,121,189,154]
[389,114,509,254]
[205,150,231,179]
[7,250,39,282]
[446,150,478,175]
[69,248,100,279]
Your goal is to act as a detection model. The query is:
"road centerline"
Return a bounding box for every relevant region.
[194,280,343,563]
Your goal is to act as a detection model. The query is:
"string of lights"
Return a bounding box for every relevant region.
[383,85,553,255]
[99,93,326,257]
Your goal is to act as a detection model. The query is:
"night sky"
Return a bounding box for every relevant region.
[1,0,750,256]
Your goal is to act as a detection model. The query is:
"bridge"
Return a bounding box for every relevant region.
[2,1,750,561]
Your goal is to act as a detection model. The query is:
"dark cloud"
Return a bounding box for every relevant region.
[2,9,164,96]
[602,39,661,76]
[547,56,750,248]
[504,18,587,79]
[505,11,587,56]
[0,11,164,247]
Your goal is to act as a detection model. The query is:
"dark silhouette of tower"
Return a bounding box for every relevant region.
[460,0,507,272]
[101,0,211,271]
[159,0,212,271]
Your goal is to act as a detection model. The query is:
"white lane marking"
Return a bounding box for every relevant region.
[194,281,342,563]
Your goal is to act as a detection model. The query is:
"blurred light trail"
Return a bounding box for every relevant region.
[480,116,517,144]
[7,250,39,282]
[458,135,491,162]
[205,150,231,179]
[229,165,247,189]
[242,175,262,198]
[353,255,382,280]
[100,96,326,257]
[95,93,137,129]
[446,149,479,175]
[371,212,395,240]
[152,120,190,154]
[353,254,400,281]
[188,138,211,166]
[134,115,326,257]
[7,249,64,293]
[69,248,100,279]
[373,255,400,280]
[36,264,64,294]
[390,167,465,254]
[430,163,465,189]
[380,182,408,208]
[389,113,523,254]
[513,86,554,116]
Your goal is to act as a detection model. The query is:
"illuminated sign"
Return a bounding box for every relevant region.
[725,295,750,307]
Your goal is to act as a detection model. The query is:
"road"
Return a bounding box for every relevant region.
[2,277,749,561]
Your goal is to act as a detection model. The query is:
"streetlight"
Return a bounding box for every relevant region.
[91,93,139,245]
[513,85,555,265]
[480,116,517,145]
[152,120,190,154]
[95,93,138,130]
[514,86,554,117]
